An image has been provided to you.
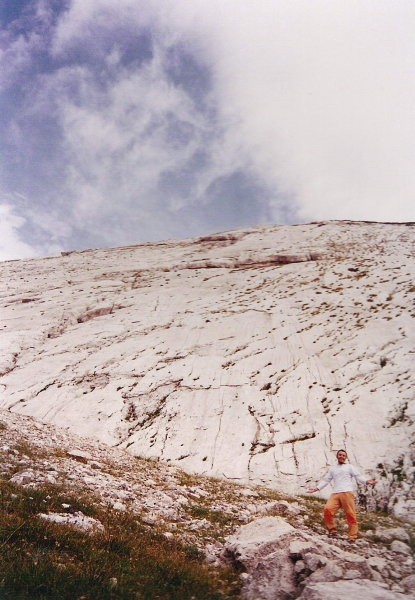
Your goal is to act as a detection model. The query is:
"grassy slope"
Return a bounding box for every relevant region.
[0,480,241,600]
[0,420,413,599]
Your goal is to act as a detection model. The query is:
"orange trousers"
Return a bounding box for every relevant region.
[323,492,358,539]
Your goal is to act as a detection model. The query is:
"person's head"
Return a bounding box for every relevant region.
[336,449,348,464]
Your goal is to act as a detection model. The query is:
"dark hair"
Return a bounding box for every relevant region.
[336,449,347,457]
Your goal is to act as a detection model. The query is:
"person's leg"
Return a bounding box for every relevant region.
[323,494,341,535]
[339,492,358,539]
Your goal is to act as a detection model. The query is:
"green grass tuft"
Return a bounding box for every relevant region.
[187,504,236,527]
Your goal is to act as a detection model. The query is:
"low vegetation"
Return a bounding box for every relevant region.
[0,421,413,599]
[0,481,241,600]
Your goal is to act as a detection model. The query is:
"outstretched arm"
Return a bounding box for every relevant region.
[351,465,377,487]
[307,469,332,494]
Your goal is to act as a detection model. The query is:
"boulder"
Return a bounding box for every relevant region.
[225,516,295,565]
[10,469,36,485]
[240,548,298,600]
[390,540,412,555]
[224,517,298,599]
[289,540,315,559]
[299,580,408,599]
[375,527,410,543]
[367,556,387,572]
[66,449,93,463]
[38,511,104,534]
[303,552,327,571]
[306,561,343,583]
[225,517,376,600]
[10,469,57,487]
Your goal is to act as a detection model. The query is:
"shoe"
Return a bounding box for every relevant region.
[328,530,338,538]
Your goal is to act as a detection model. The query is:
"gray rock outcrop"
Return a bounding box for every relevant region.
[224,517,414,600]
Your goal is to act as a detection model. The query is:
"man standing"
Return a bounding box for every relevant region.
[307,449,377,541]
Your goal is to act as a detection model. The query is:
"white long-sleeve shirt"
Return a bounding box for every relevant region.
[317,463,367,493]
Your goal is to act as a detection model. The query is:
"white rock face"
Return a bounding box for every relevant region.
[1,221,414,516]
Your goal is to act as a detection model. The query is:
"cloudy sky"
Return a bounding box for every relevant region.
[1,0,414,260]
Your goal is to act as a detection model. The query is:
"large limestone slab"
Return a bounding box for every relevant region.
[224,516,378,600]
[299,579,410,600]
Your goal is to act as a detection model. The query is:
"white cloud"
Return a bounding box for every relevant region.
[153,0,415,222]
[0,1,55,91]
[0,31,38,91]
[52,45,251,239]
[0,204,39,261]
[2,0,415,260]
[53,0,415,222]
[51,0,156,58]
[0,197,67,262]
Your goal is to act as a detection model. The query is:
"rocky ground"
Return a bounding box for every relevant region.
[1,409,414,599]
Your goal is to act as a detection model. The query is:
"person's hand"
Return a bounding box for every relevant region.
[307,487,319,493]
[366,479,377,487]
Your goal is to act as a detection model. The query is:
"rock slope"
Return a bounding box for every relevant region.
[0,221,414,518]
[0,410,414,599]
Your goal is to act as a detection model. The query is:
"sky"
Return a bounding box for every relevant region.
[1,0,415,261]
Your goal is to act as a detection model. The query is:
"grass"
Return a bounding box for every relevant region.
[0,480,241,600]
[187,504,237,528]
[297,495,327,533]
[12,441,49,460]
[2,426,414,599]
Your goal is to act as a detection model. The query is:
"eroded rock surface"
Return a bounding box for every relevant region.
[299,580,409,600]
[224,517,414,600]
[0,221,414,517]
